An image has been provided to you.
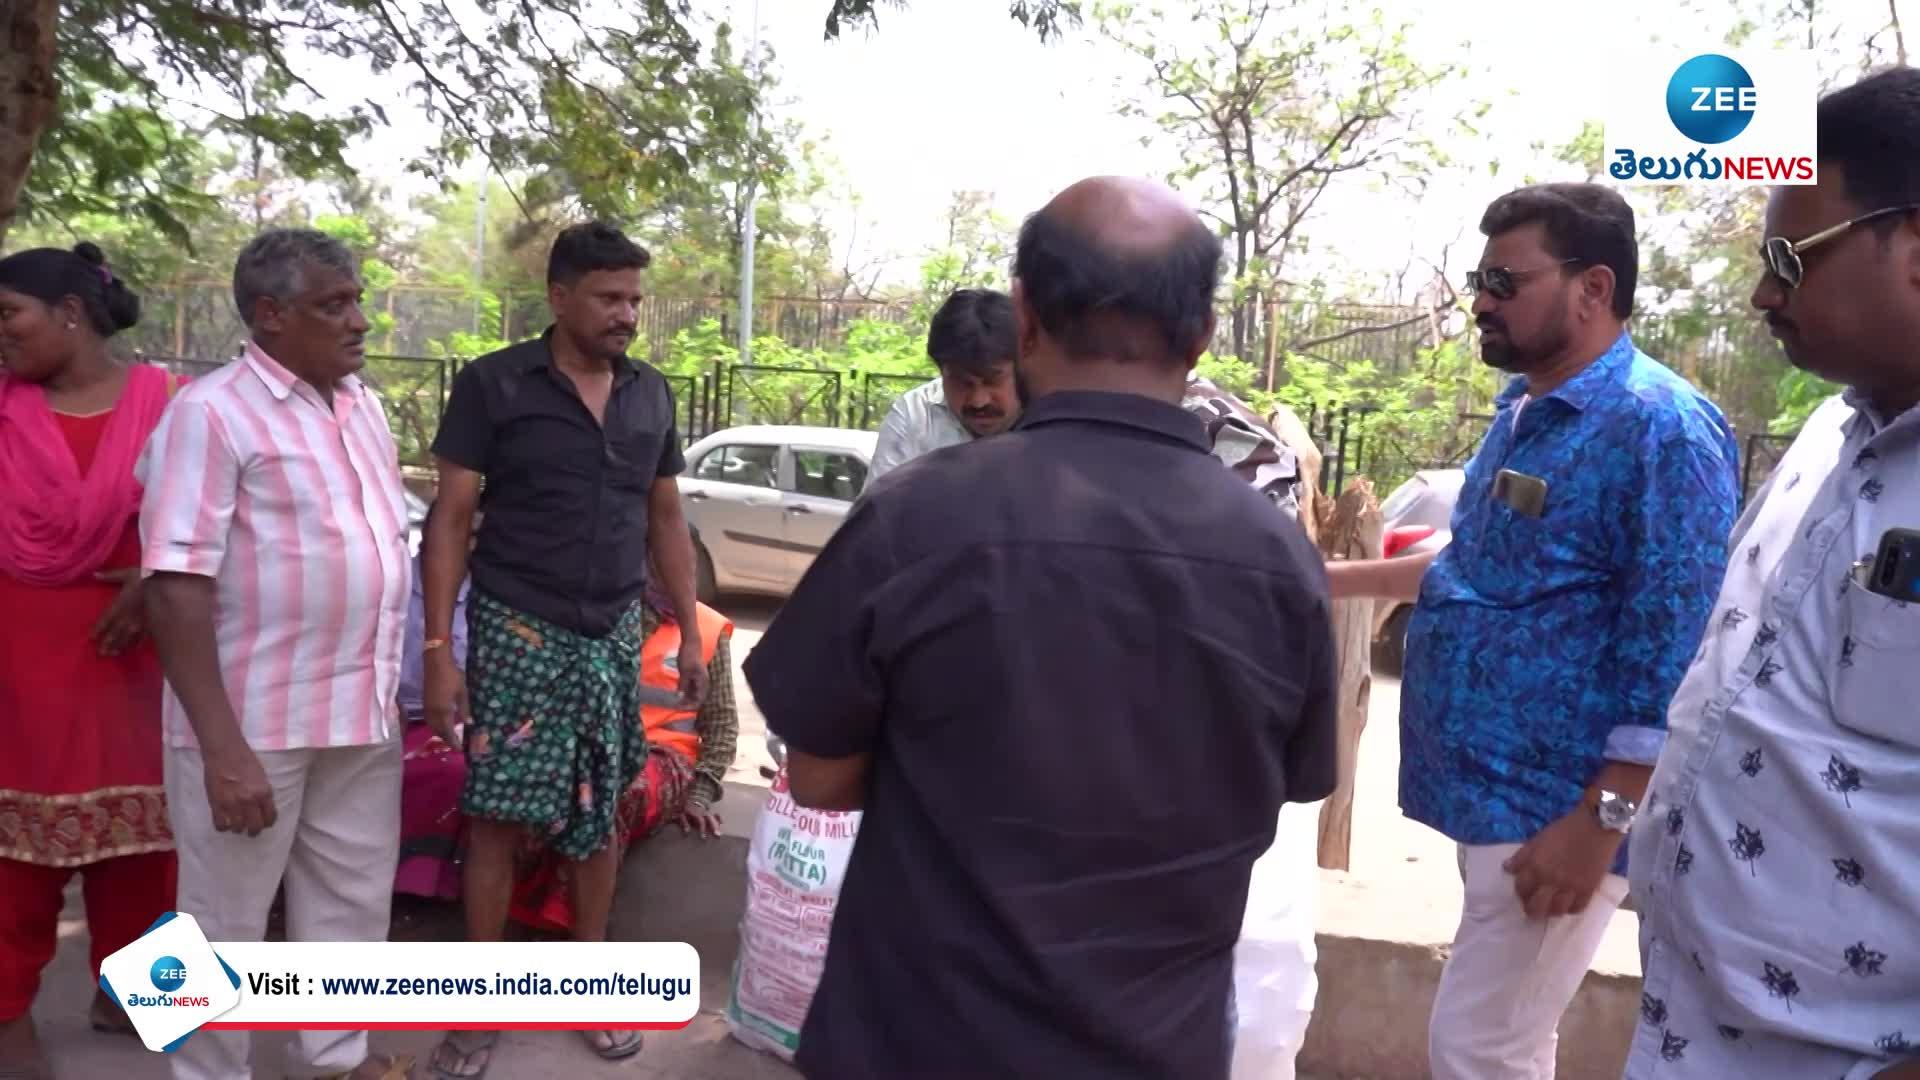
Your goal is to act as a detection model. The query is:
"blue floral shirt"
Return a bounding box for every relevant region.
[1400,332,1740,854]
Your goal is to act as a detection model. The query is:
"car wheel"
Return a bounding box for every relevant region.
[1374,603,1413,676]
[695,542,718,605]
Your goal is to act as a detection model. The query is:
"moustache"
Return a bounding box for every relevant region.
[1476,317,1506,334]
[963,407,1004,418]
[1765,315,1795,334]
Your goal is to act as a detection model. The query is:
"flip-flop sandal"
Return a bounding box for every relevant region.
[429,1031,499,1080]
[582,1029,644,1060]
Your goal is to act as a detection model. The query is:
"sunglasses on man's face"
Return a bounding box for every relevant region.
[1465,259,1583,301]
[1760,204,1920,290]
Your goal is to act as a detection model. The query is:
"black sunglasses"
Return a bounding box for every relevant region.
[1465,258,1584,301]
[1761,204,1920,290]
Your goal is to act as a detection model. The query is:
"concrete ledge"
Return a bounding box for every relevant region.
[618,783,1640,1079]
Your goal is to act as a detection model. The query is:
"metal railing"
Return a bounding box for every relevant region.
[857,372,933,429]
[721,365,845,428]
[1742,432,1796,506]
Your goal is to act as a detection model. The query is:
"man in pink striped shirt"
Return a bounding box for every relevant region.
[139,229,413,1080]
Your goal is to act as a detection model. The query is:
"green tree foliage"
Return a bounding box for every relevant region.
[660,314,931,429]
[911,190,1013,322]
[1096,0,1462,370]
[823,1,1081,40]
[1591,0,1887,437]
[1770,367,1840,433]
[2,0,1091,249]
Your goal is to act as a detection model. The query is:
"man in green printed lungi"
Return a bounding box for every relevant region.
[419,222,707,1077]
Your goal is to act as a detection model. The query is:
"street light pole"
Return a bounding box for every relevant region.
[736,0,761,364]
[472,164,489,337]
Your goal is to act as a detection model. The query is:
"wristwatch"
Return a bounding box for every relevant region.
[1594,790,1638,833]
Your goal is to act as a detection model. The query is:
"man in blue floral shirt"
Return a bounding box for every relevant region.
[1330,183,1739,1080]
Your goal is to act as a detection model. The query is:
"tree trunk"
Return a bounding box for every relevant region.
[1266,401,1324,544]
[1231,224,1251,360]
[1893,0,1909,64]
[0,0,59,248]
[1313,477,1383,872]
[1262,297,1281,391]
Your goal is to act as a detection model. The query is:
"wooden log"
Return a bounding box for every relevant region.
[1312,477,1383,871]
[1265,402,1325,546]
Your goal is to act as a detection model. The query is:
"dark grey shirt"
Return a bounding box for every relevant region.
[431,330,684,636]
[744,389,1338,1080]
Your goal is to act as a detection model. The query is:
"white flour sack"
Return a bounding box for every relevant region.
[726,766,862,1061]
[1231,800,1323,1080]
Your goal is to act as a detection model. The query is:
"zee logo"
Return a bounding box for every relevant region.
[1667,53,1757,144]
[151,957,188,993]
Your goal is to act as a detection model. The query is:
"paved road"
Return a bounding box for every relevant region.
[716,597,783,790]
[34,593,1513,1079]
[1332,673,1641,975]
[716,599,1582,958]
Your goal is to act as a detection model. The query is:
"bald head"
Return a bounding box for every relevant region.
[1044,176,1207,257]
[1013,175,1223,370]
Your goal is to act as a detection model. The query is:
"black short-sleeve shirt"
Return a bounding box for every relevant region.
[431,330,684,636]
[743,390,1338,1079]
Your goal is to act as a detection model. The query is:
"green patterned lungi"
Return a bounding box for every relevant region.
[460,589,648,860]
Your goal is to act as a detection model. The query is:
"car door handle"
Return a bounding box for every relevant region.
[785,504,812,514]
[685,491,709,501]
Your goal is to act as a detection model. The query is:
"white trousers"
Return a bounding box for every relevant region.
[165,742,402,1080]
[1427,842,1628,1080]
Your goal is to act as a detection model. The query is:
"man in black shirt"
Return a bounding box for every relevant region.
[743,176,1339,1079]
[421,223,704,1074]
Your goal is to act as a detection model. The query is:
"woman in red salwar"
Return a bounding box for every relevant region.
[0,244,177,1078]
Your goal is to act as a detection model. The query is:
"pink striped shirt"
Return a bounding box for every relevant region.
[137,342,411,750]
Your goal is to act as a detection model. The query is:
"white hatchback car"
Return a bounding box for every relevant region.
[678,425,879,601]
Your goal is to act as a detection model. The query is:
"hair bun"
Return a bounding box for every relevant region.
[71,241,142,333]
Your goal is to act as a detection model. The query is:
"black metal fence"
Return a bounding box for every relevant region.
[858,372,933,429]
[1741,432,1795,506]
[1304,403,1364,497]
[1305,403,1801,509]
[721,365,845,428]
[142,349,1809,513]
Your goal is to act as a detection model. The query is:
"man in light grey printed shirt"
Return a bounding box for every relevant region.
[869,288,1019,479]
[872,292,1305,518]
[1626,68,1920,1080]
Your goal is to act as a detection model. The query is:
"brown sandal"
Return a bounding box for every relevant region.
[308,1054,416,1080]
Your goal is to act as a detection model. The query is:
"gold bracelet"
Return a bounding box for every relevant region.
[423,638,450,653]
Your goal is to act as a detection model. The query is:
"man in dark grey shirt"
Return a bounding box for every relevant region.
[744,176,1338,1079]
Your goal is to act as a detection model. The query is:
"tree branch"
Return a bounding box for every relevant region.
[361,0,532,218]
[1287,311,1434,353]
